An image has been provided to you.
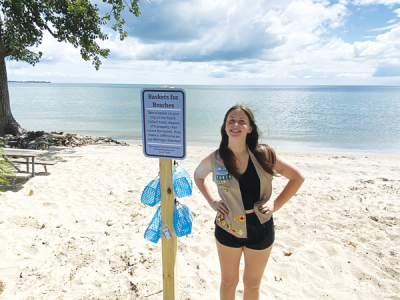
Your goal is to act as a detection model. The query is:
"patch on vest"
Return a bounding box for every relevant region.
[227,224,231,230]
[216,167,232,183]
[216,214,225,223]
[238,229,243,235]
[217,158,224,165]
[231,228,236,233]
[218,184,230,192]
[216,166,228,176]
[233,214,245,222]
[221,220,226,227]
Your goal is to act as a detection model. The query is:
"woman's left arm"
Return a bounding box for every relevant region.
[259,154,305,214]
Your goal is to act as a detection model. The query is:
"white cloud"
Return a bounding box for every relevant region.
[394,8,400,17]
[354,0,400,5]
[6,0,400,85]
[336,73,371,78]
[373,64,400,76]
[123,0,289,62]
[265,0,348,47]
[368,23,400,31]
[260,0,349,70]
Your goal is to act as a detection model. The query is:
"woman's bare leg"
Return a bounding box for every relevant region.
[242,245,273,300]
[216,240,243,300]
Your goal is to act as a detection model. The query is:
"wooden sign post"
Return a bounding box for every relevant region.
[159,159,177,299]
[141,88,186,300]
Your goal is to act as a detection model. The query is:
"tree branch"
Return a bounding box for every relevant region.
[44,24,56,38]
[24,3,57,38]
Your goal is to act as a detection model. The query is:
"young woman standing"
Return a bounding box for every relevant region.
[194,105,305,300]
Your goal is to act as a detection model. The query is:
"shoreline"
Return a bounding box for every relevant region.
[0,144,399,299]
[126,138,400,156]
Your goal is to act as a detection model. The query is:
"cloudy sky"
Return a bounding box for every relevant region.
[6,0,400,85]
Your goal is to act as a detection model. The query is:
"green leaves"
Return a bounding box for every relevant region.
[0,0,141,69]
[0,146,16,191]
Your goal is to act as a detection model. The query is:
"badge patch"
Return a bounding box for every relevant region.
[233,214,245,222]
[218,184,230,192]
[227,224,231,230]
[216,214,225,223]
[231,228,236,233]
[216,174,232,181]
[216,167,229,176]
[215,167,232,183]
[238,229,243,235]
[221,220,226,227]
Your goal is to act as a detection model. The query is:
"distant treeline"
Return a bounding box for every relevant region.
[8,81,50,83]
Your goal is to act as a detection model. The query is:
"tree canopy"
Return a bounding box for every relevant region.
[0,0,141,70]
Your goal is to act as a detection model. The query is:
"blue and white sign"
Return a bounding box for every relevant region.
[141,88,186,160]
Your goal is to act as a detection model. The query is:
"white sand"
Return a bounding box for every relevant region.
[0,143,399,299]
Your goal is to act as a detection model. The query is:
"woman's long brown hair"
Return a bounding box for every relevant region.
[218,104,276,179]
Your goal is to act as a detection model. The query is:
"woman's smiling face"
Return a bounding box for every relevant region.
[225,109,253,140]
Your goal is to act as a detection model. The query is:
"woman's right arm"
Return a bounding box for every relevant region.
[194,155,229,215]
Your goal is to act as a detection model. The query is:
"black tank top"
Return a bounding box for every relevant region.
[238,157,261,210]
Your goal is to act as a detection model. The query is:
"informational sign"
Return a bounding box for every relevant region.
[141,88,186,160]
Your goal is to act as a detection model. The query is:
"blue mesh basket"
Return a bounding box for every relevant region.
[144,206,162,243]
[173,203,194,237]
[173,165,192,198]
[141,177,161,207]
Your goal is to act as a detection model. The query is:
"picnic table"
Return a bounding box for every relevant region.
[3,148,49,177]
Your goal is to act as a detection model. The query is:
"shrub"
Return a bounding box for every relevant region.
[0,146,16,191]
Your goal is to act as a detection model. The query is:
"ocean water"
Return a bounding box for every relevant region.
[8,83,400,153]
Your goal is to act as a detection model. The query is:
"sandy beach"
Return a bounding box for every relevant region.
[0,143,399,300]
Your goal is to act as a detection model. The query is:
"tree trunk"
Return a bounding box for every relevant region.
[0,57,24,136]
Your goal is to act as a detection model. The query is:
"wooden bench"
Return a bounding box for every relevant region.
[5,173,32,190]
[12,159,57,173]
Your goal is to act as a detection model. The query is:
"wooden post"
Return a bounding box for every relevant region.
[159,159,177,300]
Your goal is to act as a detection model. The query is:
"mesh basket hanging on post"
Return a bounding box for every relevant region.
[140,176,161,207]
[173,202,194,237]
[144,206,162,243]
[173,164,192,198]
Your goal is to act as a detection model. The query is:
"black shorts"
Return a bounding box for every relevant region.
[215,213,274,250]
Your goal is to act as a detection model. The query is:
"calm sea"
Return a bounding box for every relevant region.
[8,83,400,153]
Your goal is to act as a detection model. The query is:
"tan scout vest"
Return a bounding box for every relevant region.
[210,149,273,238]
